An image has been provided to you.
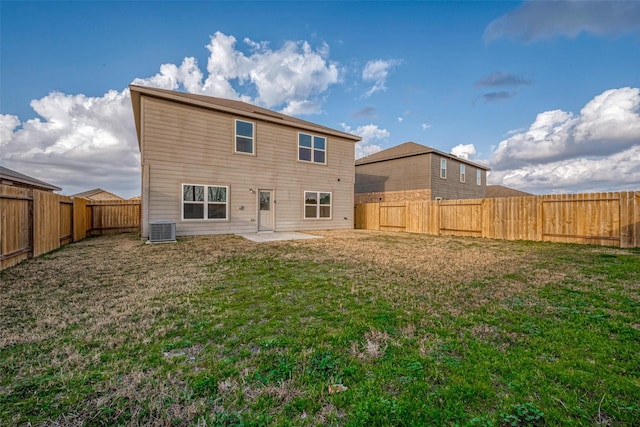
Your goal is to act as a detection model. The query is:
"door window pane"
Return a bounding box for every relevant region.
[259,192,270,211]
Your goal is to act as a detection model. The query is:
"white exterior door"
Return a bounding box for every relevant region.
[258,190,274,231]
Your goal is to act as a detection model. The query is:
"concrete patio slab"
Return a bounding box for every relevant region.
[236,231,323,243]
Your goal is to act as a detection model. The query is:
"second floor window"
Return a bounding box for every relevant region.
[235,119,254,154]
[460,164,466,183]
[477,169,482,186]
[440,158,447,179]
[299,133,326,164]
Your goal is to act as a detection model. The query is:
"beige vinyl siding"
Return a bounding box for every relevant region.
[140,96,354,236]
[355,155,430,194]
[429,154,486,200]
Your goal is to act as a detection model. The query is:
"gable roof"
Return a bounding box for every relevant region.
[72,188,124,200]
[355,141,490,170]
[0,166,61,191]
[485,185,533,198]
[129,85,361,150]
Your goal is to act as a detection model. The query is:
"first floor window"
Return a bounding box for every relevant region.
[440,158,447,179]
[304,191,331,219]
[477,169,482,186]
[460,164,466,183]
[182,184,228,220]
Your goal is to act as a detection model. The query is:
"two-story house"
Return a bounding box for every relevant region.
[129,85,361,239]
[355,142,490,203]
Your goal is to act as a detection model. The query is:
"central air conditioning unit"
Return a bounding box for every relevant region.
[148,221,176,243]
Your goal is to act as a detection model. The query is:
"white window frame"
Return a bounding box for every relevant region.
[298,133,327,165]
[477,169,482,186]
[460,164,466,183]
[440,158,447,179]
[181,184,229,221]
[234,119,255,155]
[303,190,332,219]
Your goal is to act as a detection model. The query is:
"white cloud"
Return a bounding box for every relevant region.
[1,89,139,197]
[451,144,476,160]
[421,123,431,130]
[342,123,389,159]
[484,0,640,43]
[489,87,640,193]
[133,32,340,115]
[362,59,401,97]
[0,114,20,146]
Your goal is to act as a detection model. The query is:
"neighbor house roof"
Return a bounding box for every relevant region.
[485,185,533,198]
[72,188,124,200]
[0,166,61,191]
[355,142,490,170]
[129,85,362,150]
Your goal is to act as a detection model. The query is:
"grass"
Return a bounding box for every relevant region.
[1,230,639,426]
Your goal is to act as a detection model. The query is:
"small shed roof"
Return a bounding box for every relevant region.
[0,166,61,191]
[129,85,362,150]
[356,142,490,170]
[72,188,124,200]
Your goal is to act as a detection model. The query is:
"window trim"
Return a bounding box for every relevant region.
[181,183,229,221]
[234,119,255,155]
[476,169,482,186]
[460,164,466,183]
[440,158,447,179]
[303,190,332,220]
[298,132,327,165]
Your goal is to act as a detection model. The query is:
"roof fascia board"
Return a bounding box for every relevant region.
[0,175,61,191]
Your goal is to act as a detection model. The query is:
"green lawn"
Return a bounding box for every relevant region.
[1,230,638,426]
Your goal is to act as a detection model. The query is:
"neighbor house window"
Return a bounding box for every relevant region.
[182,184,228,220]
[235,119,254,154]
[298,133,326,164]
[440,158,447,179]
[477,169,482,186]
[460,164,466,183]
[304,191,331,219]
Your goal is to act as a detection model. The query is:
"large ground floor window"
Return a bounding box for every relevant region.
[182,184,228,220]
[304,191,331,219]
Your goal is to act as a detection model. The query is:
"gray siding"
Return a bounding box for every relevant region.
[141,96,354,237]
[355,155,430,193]
[429,154,486,200]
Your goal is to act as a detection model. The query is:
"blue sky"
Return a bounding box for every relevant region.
[2,0,640,198]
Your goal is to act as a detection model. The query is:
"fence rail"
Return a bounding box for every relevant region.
[355,191,640,248]
[1,185,140,270]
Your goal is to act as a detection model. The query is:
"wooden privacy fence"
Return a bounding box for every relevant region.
[1,185,140,270]
[355,191,640,248]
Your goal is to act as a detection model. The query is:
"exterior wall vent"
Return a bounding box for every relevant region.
[148,221,176,243]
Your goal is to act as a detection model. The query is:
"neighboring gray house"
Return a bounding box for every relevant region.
[129,85,361,239]
[485,185,533,198]
[355,142,490,202]
[0,166,61,192]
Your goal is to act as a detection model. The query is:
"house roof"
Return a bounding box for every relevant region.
[485,185,533,198]
[129,85,362,150]
[72,188,124,200]
[355,141,490,170]
[0,166,61,191]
